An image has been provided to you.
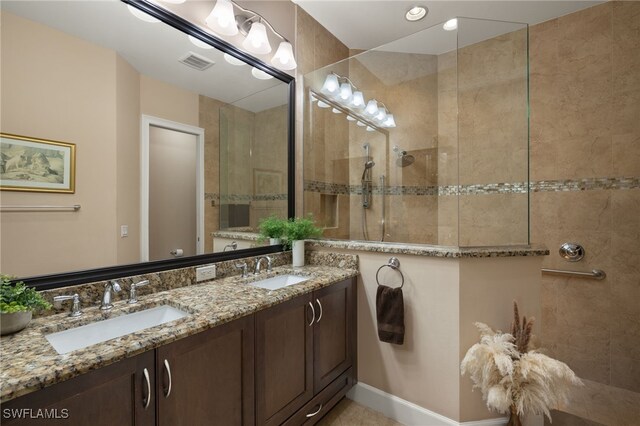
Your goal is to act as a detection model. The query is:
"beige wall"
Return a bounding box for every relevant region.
[1,11,119,276]
[529,2,640,423]
[140,75,199,127]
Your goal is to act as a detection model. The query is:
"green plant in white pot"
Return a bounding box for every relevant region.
[284,216,322,267]
[257,215,287,246]
[1,275,51,335]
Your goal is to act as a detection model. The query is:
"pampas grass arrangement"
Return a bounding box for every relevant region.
[461,301,582,425]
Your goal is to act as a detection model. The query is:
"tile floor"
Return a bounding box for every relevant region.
[318,398,403,426]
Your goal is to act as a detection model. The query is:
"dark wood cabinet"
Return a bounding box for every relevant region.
[256,277,357,426]
[2,351,155,426]
[156,314,254,426]
[3,277,356,426]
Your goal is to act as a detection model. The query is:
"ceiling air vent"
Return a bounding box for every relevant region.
[179,52,215,71]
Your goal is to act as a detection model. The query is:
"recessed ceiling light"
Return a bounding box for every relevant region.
[188,35,214,50]
[224,53,246,66]
[405,6,427,22]
[251,67,273,80]
[127,5,160,23]
[443,18,458,31]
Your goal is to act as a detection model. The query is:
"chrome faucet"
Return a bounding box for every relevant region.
[101,280,122,310]
[53,293,82,317]
[128,280,151,304]
[235,261,249,278]
[254,256,272,275]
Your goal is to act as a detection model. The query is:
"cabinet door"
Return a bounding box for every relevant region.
[256,293,314,426]
[1,351,155,426]
[313,278,355,393]
[156,315,255,426]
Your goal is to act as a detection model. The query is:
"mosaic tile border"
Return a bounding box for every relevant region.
[303,177,640,196]
[206,193,288,203]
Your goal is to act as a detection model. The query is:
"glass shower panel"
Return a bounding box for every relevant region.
[304,17,529,248]
[457,18,529,246]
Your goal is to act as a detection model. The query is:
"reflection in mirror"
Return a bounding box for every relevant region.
[0,0,290,277]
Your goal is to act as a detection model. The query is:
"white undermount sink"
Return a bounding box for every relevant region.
[45,305,189,355]
[246,274,310,290]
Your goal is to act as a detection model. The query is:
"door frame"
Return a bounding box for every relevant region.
[141,115,205,261]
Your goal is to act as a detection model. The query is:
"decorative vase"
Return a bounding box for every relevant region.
[292,240,305,267]
[506,405,522,426]
[269,238,281,246]
[0,311,32,336]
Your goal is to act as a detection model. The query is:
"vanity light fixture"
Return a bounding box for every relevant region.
[313,72,397,130]
[405,6,427,22]
[128,5,160,23]
[224,53,246,66]
[188,35,214,49]
[251,67,273,80]
[202,0,297,70]
[443,18,458,31]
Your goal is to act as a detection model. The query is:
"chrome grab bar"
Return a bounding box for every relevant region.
[542,268,606,280]
[0,204,81,212]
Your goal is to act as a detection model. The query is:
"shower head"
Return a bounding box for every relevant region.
[396,153,415,167]
[361,160,375,180]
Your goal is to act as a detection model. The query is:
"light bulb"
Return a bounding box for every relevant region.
[356,121,366,127]
[224,53,246,66]
[251,67,273,80]
[271,41,297,70]
[205,0,239,36]
[188,35,214,49]
[339,83,353,102]
[242,22,272,54]
[346,115,356,121]
[128,5,160,23]
[383,114,397,128]
[317,101,330,108]
[321,74,339,96]
[350,91,365,108]
[376,107,387,123]
[443,18,458,31]
[365,100,379,116]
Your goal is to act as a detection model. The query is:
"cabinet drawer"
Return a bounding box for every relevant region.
[282,368,353,426]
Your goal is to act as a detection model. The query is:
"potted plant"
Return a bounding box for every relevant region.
[461,301,582,426]
[1,275,51,335]
[257,215,287,245]
[284,216,322,267]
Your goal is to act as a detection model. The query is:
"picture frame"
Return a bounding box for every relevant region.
[0,133,76,193]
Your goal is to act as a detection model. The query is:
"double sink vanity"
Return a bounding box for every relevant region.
[1,252,358,426]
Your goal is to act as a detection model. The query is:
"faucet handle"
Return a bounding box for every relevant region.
[53,293,82,317]
[128,280,151,304]
[235,261,248,278]
[266,255,273,272]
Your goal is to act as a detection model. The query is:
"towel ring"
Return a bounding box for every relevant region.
[376,257,404,289]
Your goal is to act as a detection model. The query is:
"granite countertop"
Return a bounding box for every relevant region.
[0,264,358,403]
[212,230,262,241]
[306,239,549,258]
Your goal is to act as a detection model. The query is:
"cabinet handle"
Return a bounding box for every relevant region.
[306,403,323,418]
[142,368,151,410]
[307,301,315,326]
[315,299,323,323]
[163,359,172,398]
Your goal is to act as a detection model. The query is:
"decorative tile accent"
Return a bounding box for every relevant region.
[303,177,640,197]
[219,193,288,202]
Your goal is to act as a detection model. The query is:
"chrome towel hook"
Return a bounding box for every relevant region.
[376,257,404,289]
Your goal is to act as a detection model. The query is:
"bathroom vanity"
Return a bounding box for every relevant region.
[0,254,357,426]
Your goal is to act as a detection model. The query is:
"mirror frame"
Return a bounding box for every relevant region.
[17,0,296,290]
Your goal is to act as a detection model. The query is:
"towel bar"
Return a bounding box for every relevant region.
[0,204,81,212]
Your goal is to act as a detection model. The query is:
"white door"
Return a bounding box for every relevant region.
[149,126,197,261]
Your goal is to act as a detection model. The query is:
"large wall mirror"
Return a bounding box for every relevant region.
[0,0,294,287]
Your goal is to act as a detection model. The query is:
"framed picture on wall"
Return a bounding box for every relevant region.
[0,133,76,193]
[253,169,283,196]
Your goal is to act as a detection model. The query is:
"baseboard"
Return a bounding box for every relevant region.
[346,382,508,426]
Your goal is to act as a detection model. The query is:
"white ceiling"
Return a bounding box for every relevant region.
[293,0,604,50]
[0,0,288,113]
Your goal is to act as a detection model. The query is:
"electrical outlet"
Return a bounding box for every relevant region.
[196,265,216,282]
